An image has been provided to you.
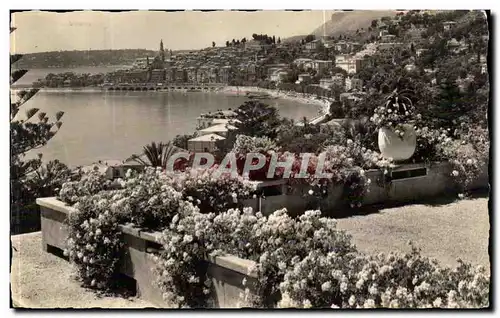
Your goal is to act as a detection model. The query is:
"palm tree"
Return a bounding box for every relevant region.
[127,141,181,168]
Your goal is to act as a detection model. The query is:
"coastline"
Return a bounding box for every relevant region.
[13,85,332,115]
[219,86,332,115]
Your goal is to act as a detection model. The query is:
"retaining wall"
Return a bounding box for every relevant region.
[37,197,257,308]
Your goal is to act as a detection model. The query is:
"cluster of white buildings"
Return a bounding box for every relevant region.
[187,111,241,153]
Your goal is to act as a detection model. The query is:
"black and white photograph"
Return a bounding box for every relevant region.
[9,7,491,310]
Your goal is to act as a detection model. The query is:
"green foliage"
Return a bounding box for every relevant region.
[234,101,282,139]
[232,134,278,154]
[275,119,335,154]
[65,191,125,289]
[279,243,489,308]
[127,141,181,168]
[172,134,195,150]
[14,49,157,68]
[58,169,115,205]
[10,78,69,232]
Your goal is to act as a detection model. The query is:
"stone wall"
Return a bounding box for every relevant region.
[243,162,489,215]
[37,197,258,308]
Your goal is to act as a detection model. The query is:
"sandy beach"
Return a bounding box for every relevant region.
[220,86,332,115]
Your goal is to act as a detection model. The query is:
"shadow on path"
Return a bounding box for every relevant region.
[329,187,490,220]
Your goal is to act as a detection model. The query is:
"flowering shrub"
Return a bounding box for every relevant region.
[152,205,489,309]
[153,207,356,308]
[412,126,451,163]
[288,139,379,208]
[58,169,115,205]
[64,191,125,290]
[164,167,256,214]
[152,201,215,308]
[106,168,183,229]
[439,139,486,198]
[232,134,278,154]
[412,124,489,198]
[278,243,489,308]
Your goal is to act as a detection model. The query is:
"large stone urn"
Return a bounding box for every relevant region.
[378,124,417,161]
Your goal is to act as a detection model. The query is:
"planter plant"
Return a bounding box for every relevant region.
[370,89,421,162]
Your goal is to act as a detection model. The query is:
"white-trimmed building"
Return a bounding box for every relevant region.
[198,124,238,137]
[345,77,363,91]
[187,133,226,153]
[443,21,457,31]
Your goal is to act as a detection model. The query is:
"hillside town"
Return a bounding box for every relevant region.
[35,10,488,107]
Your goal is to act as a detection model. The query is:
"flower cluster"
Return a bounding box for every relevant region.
[370,91,421,139]
[164,167,256,214]
[64,191,124,289]
[58,169,115,205]
[438,138,486,198]
[119,167,183,229]
[278,243,489,309]
[412,124,489,198]
[152,201,215,308]
[154,204,489,309]
[232,134,278,154]
[288,139,378,207]
[153,207,355,308]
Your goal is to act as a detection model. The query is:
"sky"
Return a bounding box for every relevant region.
[10,10,340,53]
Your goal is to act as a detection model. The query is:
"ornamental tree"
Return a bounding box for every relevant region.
[10,27,70,233]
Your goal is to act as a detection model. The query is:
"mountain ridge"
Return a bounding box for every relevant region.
[285,10,399,42]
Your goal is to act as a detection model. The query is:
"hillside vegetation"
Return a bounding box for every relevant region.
[312,10,398,37]
[13,49,157,69]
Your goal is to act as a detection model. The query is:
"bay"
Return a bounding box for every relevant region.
[21,89,322,167]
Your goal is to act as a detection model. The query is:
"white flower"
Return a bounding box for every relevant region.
[95,229,102,236]
[364,299,376,308]
[321,281,332,292]
[466,159,473,165]
[278,261,287,271]
[77,252,83,259]
[348,295,356,306]
[356,279,365,289]
[458,280,466,291]
[369,285,378,295]
[308,189,314,195]
[433,297,442,307]
[452,170,459,177]
[330,304,340,309]
[103,237,111,245]
[302,299,312,308]
[172,214,179,224]
[183,234,194,243]
[125,169,133,178]
[91,279,96,287]
[340,281,348,293]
